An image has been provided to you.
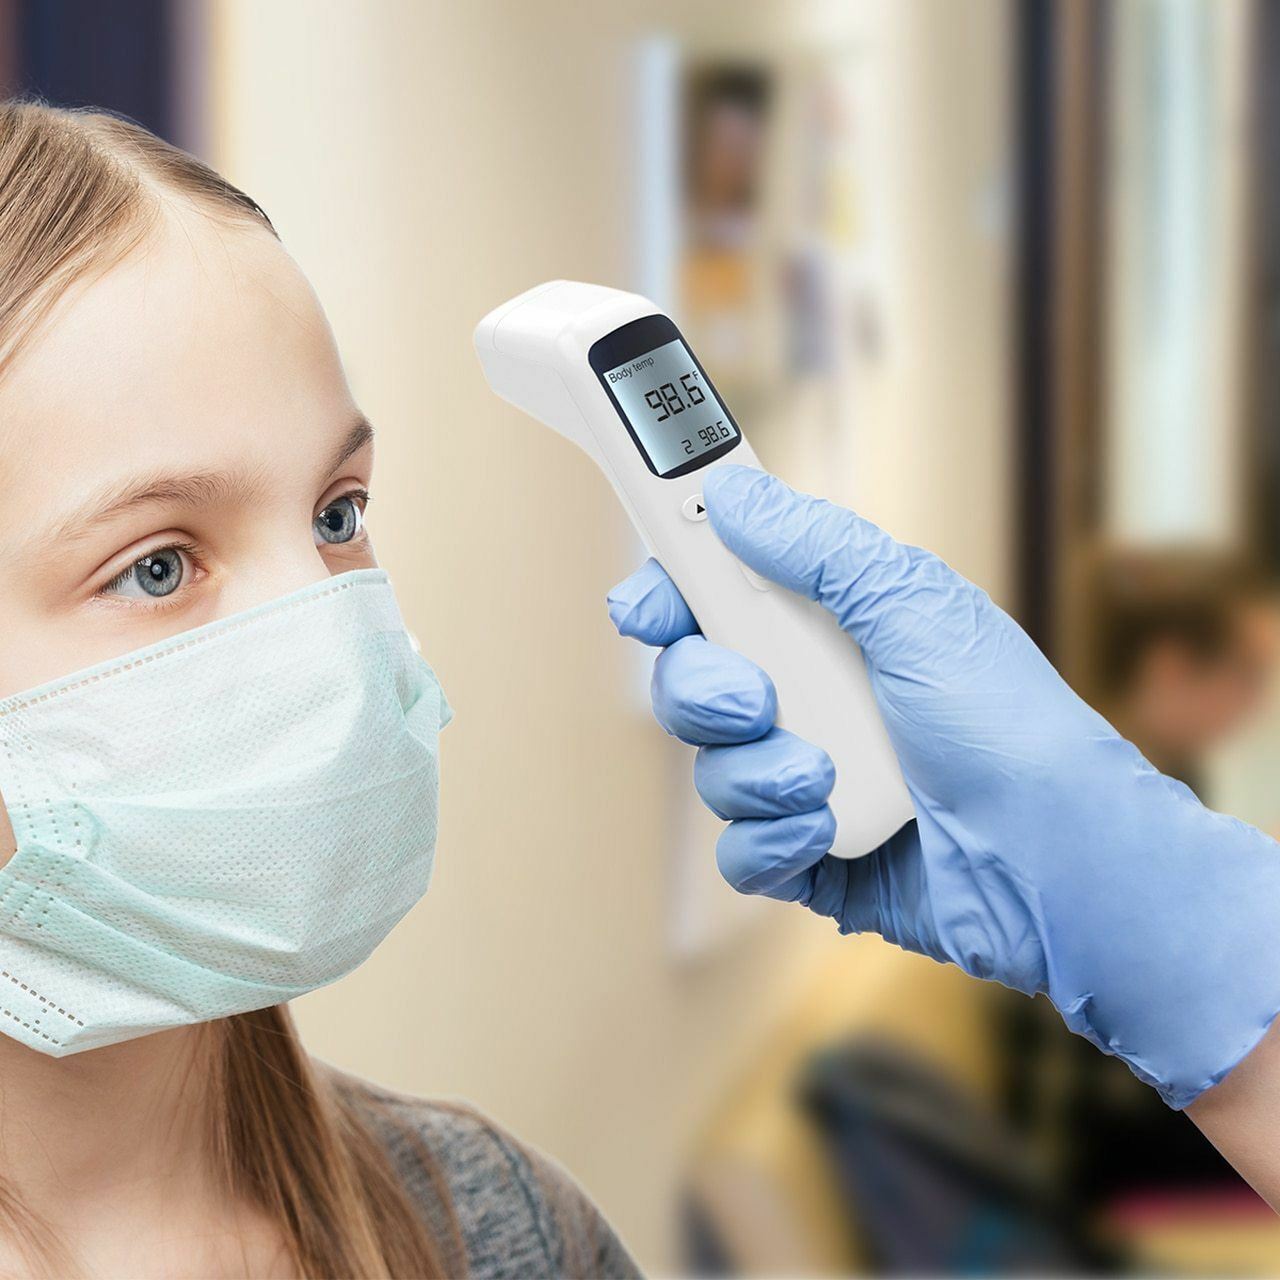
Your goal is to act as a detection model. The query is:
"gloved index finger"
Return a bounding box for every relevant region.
[607,557,700,647]
[702,464,962,666]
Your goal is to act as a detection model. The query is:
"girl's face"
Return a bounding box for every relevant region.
[0,204,377,848]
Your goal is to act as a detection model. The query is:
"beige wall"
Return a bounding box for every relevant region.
[211,1,1011,1268]
[854,1,1014,605]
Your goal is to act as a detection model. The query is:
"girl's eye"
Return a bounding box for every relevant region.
[100,546,189,601]
[314,494,365,546]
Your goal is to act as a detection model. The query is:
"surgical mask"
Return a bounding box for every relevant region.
[0,567,448,1056]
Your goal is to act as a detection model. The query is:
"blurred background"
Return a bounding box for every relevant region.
[4,0,1280,1272]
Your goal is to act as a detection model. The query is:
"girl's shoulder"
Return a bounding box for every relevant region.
[326,1066,642,1279]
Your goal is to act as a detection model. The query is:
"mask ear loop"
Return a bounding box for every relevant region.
[0,790,13,868]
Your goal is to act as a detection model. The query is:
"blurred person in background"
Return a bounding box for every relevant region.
[1084,549,1280,799]
[0,101,638,1280]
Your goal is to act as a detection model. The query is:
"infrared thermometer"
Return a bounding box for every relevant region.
[474,281,912,858]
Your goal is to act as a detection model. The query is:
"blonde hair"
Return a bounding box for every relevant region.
[0,101,454,1279]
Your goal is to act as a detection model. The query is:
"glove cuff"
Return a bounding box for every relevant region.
[1044,749,1280,1109]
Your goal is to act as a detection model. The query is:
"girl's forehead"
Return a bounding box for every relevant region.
[0,205,354,501]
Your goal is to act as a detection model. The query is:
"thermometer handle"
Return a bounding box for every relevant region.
[626,445,914,858]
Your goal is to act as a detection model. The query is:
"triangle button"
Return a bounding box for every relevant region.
[682,494,709,523]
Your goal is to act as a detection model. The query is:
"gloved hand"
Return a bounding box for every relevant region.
[607,465,1280,1108]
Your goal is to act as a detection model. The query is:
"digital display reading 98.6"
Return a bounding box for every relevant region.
[601,338,740,477]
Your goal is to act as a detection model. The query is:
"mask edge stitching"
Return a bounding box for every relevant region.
[0,968,83,1027]
[0,1004,62,1047]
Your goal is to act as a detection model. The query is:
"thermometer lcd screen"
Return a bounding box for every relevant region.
[599,337,741,477]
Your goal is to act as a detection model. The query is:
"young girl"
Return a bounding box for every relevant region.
[0,101,638,1280]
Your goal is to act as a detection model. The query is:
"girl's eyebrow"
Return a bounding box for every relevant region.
[34,415,375,552]
[46,466,272,550]
[328,415,374,474]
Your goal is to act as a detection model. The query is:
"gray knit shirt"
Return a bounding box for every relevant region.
[334,1071,642,1279]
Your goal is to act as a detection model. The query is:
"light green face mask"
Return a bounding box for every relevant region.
[0,567,448,1056]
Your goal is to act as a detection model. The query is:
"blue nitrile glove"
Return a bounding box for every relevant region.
[606,465,1280,1108]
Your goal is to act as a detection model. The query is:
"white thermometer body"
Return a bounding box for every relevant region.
[474,280,913,858]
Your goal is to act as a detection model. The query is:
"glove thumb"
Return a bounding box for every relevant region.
[702,465,965,667]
